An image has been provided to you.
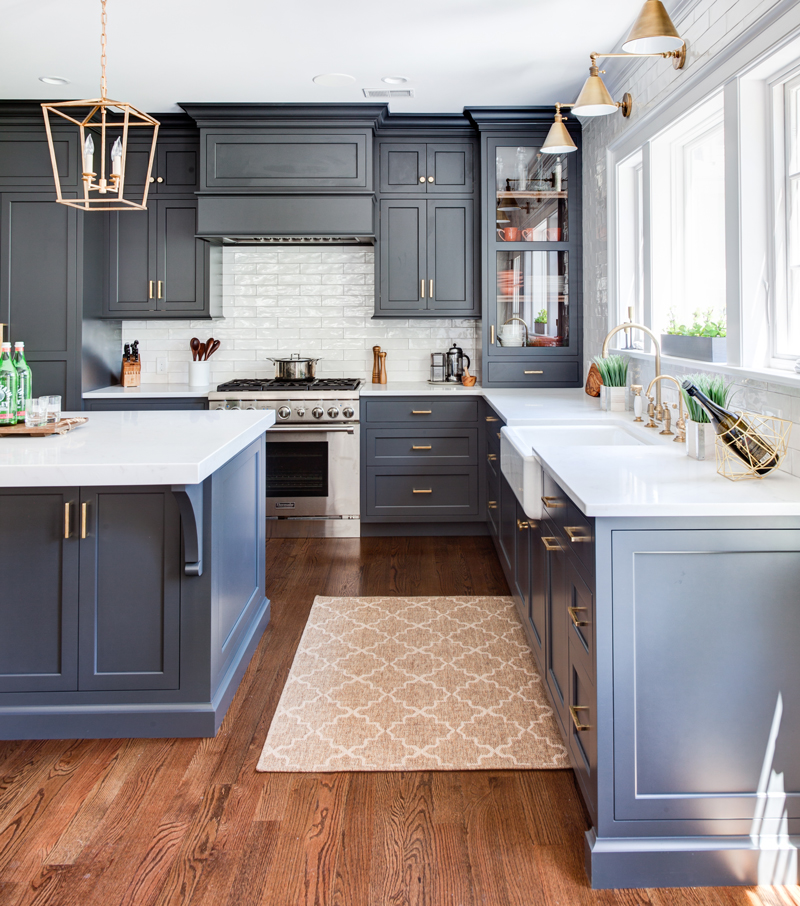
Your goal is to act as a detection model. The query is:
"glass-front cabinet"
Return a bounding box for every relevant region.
[478,126,582,387]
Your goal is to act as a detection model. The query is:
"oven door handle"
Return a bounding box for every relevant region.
[268,425,356,434]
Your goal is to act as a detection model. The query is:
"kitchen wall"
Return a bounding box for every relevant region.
[581,0,800,475]
[121,247,479,385]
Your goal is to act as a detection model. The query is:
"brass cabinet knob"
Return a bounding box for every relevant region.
[156,176,164,183]
[419,176,426,183]
[517,519,529,531]
[149,177,155,183]
[427,176,434,183]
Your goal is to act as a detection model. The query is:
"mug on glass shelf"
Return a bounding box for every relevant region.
[496,227,521,242]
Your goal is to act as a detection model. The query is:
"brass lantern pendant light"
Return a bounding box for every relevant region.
[41,0,159,211]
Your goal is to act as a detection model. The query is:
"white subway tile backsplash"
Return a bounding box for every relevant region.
[122,247,479,384]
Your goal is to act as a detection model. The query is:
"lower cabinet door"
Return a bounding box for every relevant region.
[568,636,598,817]
[528,518,547,665]
[0,489,79,692]
[78,488,181,691]
[544,528,569,730]
[512,499,531,633]
[498,474,516,573]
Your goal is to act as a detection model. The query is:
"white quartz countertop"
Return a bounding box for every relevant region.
[0,409,275,487]
[83,383,210,399]
[360,381,484,396]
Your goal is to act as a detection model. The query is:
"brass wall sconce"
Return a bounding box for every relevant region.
[542,104,578,153]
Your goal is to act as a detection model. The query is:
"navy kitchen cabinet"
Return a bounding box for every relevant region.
[84,398,208,411]
[121,138,199,195]
[379,141,474,194]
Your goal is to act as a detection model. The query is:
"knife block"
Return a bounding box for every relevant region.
[121,358,141,387]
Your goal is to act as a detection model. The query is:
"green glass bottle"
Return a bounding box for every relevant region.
[0,342,18,425]
[12,341,32,423]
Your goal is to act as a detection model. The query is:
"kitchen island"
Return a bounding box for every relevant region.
[0,408,275,739]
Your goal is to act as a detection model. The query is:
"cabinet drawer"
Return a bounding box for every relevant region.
[565,556,594,676]
[541,472,595,576]
[487,361,579,386]
[364,397,479,424]
[568,636,598,819]
[366,466,478,518]
[366,428,477,465]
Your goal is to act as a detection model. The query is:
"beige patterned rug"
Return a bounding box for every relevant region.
[257,595,568,772]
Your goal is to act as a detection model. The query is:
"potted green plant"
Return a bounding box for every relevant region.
[680,372,733,459]
[662,309,727,362]
[534,309,548,335]
[593,354,629,411]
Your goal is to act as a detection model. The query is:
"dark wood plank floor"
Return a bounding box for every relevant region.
[1,536,798,906]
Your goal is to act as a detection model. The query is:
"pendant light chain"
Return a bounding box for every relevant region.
[100,0,107,100]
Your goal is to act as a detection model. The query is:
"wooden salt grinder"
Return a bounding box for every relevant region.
[372,346,382,384]
[378,351,387,385]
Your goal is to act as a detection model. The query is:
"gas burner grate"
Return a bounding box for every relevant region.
[215,378,362,393]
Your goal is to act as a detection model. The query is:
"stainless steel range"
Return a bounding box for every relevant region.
[208,378,362,537]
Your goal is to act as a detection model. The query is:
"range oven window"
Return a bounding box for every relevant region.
[265,441,329,498]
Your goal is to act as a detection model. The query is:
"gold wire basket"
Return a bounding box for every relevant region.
[714,410,792,481]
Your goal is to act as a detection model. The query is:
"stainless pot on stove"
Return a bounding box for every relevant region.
[267,353,321,381]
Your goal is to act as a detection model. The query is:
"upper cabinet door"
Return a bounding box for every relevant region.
[0,130,79,189]
[156,199,206,313]
[427,143,473,193]
[106,207,154,314]
[427,199,476,314]
[155,141,199,193]
[379,143,427,194]
[378,199,426,313]
[203,130,371,190]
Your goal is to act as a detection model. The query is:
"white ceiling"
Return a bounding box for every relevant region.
[0,0,649,114]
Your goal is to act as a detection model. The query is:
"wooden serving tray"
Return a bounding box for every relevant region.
[0,417,88,437]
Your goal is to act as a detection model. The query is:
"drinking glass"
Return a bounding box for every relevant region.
[24,397,48,428]
[44,395,61,425]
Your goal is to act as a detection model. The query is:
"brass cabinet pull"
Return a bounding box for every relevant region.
[429,279,433,298]
[428,175,434,183]
[412,445,432,450]
[565,526,592,543]
[517,519,529,531]
[524,370,544,375]
[413,488,432,494]
[157,280,163,299]
[568,606,590,627]
[541,495,565,509]
[487,453,497,462]
[541,536,562,552]
[149,280,154,299]
[80,502,88,540]
[490,325,495,345]
[496,432,501,439]
[421,279,425,299]
[488,501,497,509]
[419,176,426,183]
[149,176,155,184]
[412,410,432,415]
[486,417,499,423]
[569,705,591,732]
[64,502,71,540]
[156,176,164,183]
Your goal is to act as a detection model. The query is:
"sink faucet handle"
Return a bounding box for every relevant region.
[645,396,658,428]
[659,404,674,436]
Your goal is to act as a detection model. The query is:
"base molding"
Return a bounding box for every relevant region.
[585,828,800,889]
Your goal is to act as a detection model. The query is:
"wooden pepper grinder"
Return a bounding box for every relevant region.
[378,351,387,385]
[372,345,382,384]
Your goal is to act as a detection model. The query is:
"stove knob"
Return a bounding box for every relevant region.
[295,407,306,418]
[278,406,291,419]
[327,407,340,419]
[312,407,324,419]
[342,406,355,419]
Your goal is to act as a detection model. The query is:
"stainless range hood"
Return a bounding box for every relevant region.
[196,194,376,244]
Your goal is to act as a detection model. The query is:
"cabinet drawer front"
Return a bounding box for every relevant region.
[487,361,579,386]
[366,428,477,465]
[205,131,370,189]
[565,557,594,676]
[364,397,479,424]
[568,638,598,817]
[541,471,594,575]
[486,459,500,534]
[366,467,478,517]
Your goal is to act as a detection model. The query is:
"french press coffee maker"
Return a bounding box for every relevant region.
[445,343,470,382]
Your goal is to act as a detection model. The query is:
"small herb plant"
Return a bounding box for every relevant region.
[680,373,733,423]
[535,309,548,324]
[593,354,629,388]
[666,308,727,338]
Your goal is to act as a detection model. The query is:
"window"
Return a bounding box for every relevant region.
[617,150,645,334]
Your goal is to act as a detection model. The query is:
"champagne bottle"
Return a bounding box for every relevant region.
[0,342,18,425]
[12,341,31,422]
[681,379,778,474]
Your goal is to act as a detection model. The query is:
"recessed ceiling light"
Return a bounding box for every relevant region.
[381,76,409,84]
[312,73,356,88]
[39,76,70,86]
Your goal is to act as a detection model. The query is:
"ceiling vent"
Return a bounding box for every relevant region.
[362,88,415,99]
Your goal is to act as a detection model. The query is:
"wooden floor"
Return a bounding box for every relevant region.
[1,536,799,906]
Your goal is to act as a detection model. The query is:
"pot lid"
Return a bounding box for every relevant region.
[267,353,322,364]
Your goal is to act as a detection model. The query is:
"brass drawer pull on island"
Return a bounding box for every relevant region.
[569,705,591,732]
[412,410,432,415]
[487,453,497,462]
[80,502,88,540]
[541,536,562,552]
[565,526,592,543]
[524,370,544,375]
[64,502,71,540]
[488,500,497,509]
[541,495,565,509]
[486,416,499,423]
[412,445,432,450]
[568,606,590,628]
[413,488,432,494]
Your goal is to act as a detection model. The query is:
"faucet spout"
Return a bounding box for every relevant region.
[600,322,662,410]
